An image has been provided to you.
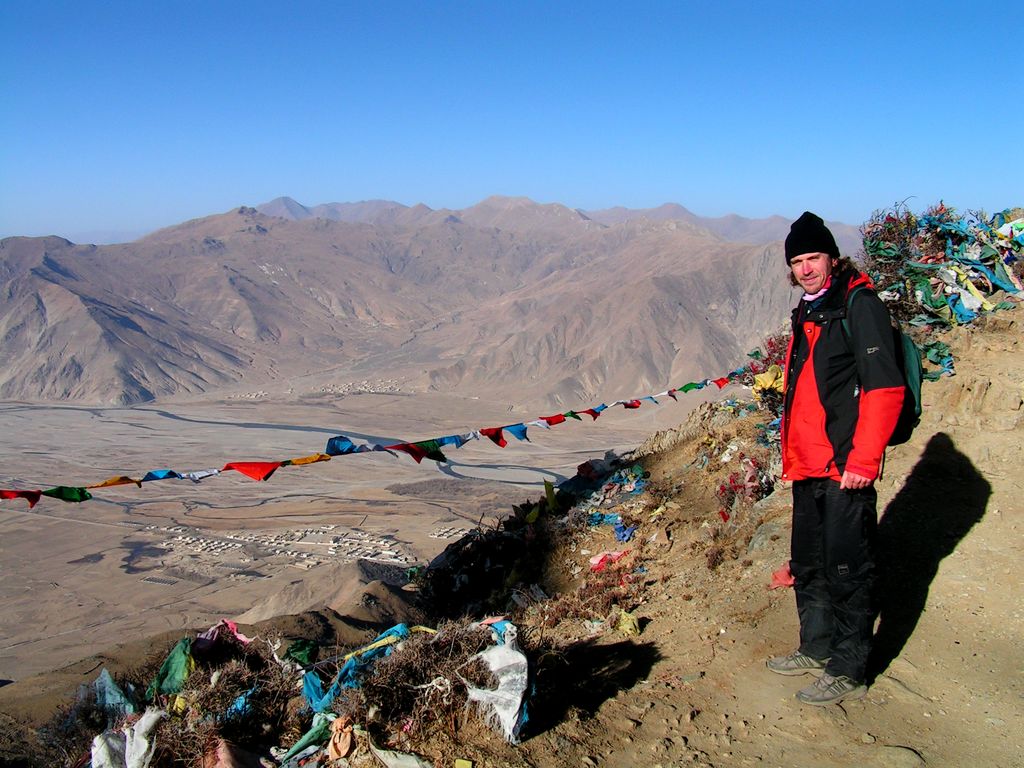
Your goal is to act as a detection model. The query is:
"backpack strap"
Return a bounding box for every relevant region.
[840,284,869,339]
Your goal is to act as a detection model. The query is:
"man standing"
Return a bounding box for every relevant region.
[768,211,904,705]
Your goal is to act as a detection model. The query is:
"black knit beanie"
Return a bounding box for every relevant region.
[784,211,839,264]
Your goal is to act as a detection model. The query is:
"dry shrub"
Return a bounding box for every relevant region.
[34,661,157,767]
[531,553,647,630]
[146,637,301,766]
[7,710,65,767]
[705,544,726,570]
[331,622,496,744]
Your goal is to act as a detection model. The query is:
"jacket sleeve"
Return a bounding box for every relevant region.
[845,290,904,479]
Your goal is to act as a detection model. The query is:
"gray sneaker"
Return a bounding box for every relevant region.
[766,650,829,676]
[795,673,867,706]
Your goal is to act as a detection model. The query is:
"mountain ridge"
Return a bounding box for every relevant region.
[1,198,807,406]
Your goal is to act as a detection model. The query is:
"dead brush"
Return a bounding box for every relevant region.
[532,555,646,630]
[35,696,105,767]
[34,660,156,766]
[1,711,56,768]
[332,622,496,744]
[146,638,301,766]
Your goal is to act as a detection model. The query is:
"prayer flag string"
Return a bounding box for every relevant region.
[0,365,755,507]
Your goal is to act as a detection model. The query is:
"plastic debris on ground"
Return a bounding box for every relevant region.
[589,550,630,572]
[461,622,529,745]
[769,562,795,590]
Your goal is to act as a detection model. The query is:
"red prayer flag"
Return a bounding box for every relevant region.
[387,443,428,463]
[1,489,41,508]
[579,409,602,420]
[713,377,730,389]
[479,427,508,447]
[541,414,566,426]
[222,462,282,481]
[622,400,642,409]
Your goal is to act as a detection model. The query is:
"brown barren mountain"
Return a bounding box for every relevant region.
[0,197,801,407]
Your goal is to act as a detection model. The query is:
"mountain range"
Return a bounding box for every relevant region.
[0,197,861,406]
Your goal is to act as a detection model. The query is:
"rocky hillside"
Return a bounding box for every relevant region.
[1,306,1019,767]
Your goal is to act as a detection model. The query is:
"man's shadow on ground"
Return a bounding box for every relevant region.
[867,432,990,684]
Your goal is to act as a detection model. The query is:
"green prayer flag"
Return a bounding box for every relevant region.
[283,712,335,762]
[284,638,319,666]
[414,439,448,463]
[544,479,557,512]
[146,637,193,700]
[41,486,92,503]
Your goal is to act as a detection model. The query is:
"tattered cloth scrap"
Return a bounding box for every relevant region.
[283,637,318,666]
[769,562,795,590]
[588,512,621,526]
[589,550,630,572]
[92,668,136,727]
[327,714,356,760]
[91,706,166,768]
[752,365,784,398]
[193,619,253,659]
[145,637,195,700]
[616,609,641,637]
[303,624,437,711]
[281,711,335,763]
[613,521,637,542]
[462,622,529,744]
[576,457,613,480]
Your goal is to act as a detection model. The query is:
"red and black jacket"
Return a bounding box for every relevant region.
[781,268,904,482]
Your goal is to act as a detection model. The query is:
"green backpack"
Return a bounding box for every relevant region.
[842,285,923,446]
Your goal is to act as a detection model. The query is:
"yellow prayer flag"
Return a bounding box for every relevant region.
[752,365,784,399]
[87,475,143,489]
[287,453,333,466]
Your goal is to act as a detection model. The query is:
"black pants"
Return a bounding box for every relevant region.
[790,478,877,683]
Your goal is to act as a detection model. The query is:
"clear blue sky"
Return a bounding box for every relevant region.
[1,1,1017,242]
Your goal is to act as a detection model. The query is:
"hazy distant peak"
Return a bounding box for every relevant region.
[259,196,313,220]
[475,194,537,208]
[256,197,415,225]
[460,195,592,230]
[586,203,699,225]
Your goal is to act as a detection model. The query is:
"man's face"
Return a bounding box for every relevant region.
[789,251,834,294]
